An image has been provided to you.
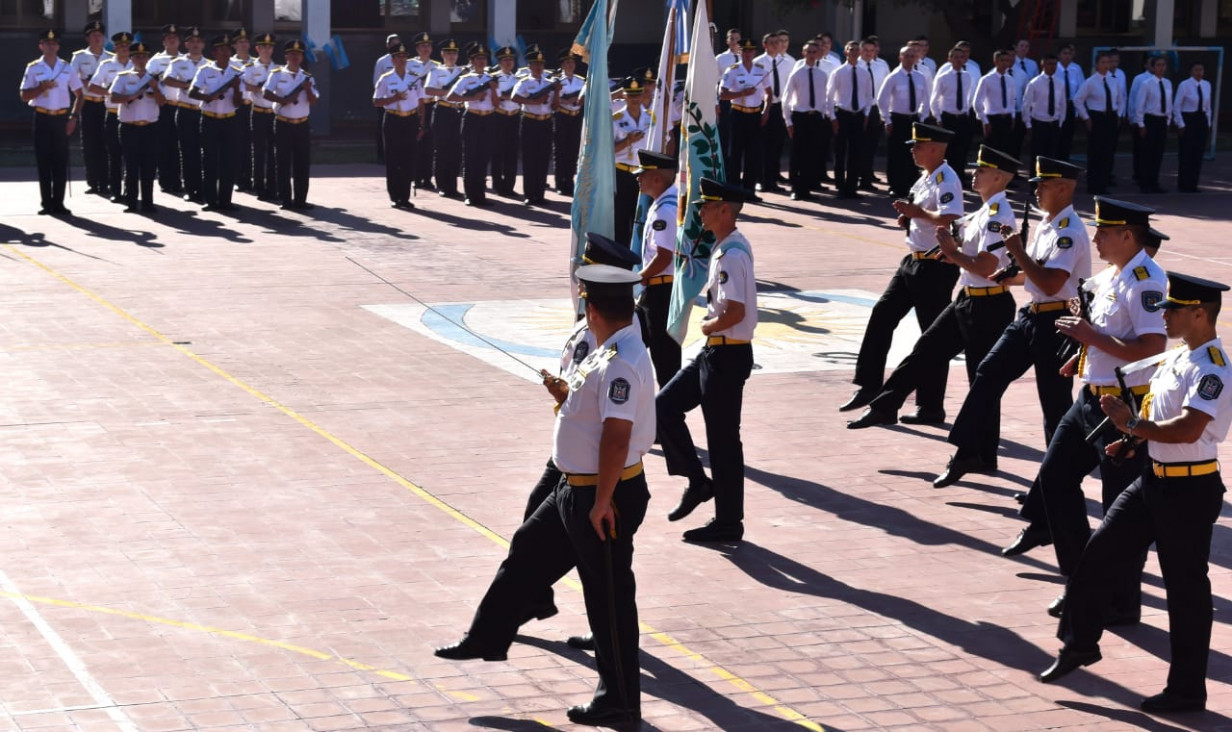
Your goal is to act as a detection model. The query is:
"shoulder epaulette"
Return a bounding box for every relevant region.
[935,171,945,184]
[302,70,312,77]
[612,111,622,120]
[378,69,394,81]
[1133,265,1149,280]
[989,202,999,215]
[27,59,39,67]
[1059,217,1070,228]
[1210,346,1227,367]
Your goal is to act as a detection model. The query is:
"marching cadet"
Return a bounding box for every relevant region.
[1074,50,1122,195]
[71,21,110,196]
[930,46,975,186]
[783,39,829,201]
[372,42,425,210]
[371,33,399,162]
[848,146,1019,429]
[164,27,207,203]
[424,39,464,198]
[21,29,83,216]
[147,24,183,195]
[512,49,558,206]
[1021,53,1066,162]
[88,32,132,205]
[632,149,680,386]
[242,33,277,201]
[490,46,521,197]
[716,29,741,159]
[1174,62,1212,194]
[230,28,255,193]
[1132,55,1172,194]
[190,34,243,212]
[407,33,438,192]
[878,45,931,198]
[973,49,1018,157]
[264,39,318,211]
[553,49,584,197]
[448,44,497,207]
[1009,199,1167,629]
[935,157,1090,487]
[612,77,651,243]
[1040,272,1231,715]
[719,38,769,199]
[658,177,757,543]
[108,42,162,213]
[839,123,962,416]
[435,259,653,729]
[827,41,874,200]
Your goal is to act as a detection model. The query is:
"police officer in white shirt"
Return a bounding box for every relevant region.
[1022,53,1067,161]
[716,28,742,163]
[264,39,318,210]
[1074,50,1122,194]
[720,39,770,198]
[242,33,277,201]
[658,177,757,544]
[164,27,208,202]
[373,42,425,210]
[71,21,111,196]
[405,33,438,191]
[190,34,243,211]
[553,49,585,197]
[109,42,163,213]
[447,44,498,207]
[612,78,653,239]
[632,150,680,386]
[1132,55,1172,194]
[148,24,183,195]
[513,49,559,206]
[371,33,399,161]
[88,32,132,205]
[21,29,83,216]
[1174,62,1212,193]
[1042,271,1231,716]
[783,39,829,200]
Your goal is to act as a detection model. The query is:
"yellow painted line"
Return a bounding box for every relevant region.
[7,246,822,731]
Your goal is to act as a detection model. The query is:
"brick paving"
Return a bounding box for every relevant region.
[0,153,1228,731]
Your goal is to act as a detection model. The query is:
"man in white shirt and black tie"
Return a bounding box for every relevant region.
[1056,44,1084,160]
[931,45,974,186]
[878,45,929,197]
[1132,55,1171,194]
[755,32,795,193]
[1012,39,1038,80]
[783,39,829,200]
[716,28,741,161]
[827,40,874,199]
[1022,53,1066,162]
[974,49,1018,157]
[1174,62,1212,193]
[858,38,888,192]
[1074,50,1123,194]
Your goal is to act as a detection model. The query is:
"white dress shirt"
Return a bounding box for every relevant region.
[716,49,738,70]
[372,52,393,87]
[1132,74,1172,126]
[1057,61,1084,102]
[374,68,425,115]
[827,61,874,115]
[191,60,241,116]
[973,70,1017,122]
[783,62,830,121]
[1012,55,1039,80]
[1108,67,1129,117]
[1173,77,1212,127]
[1021,72,1066,125]
[1074,71,1123,118]
[109,69,160,123]
[877,65,929,119]
[755,52,795,104]
[1146,338,1232,465]
[21,56,82,111]
[263,65,316,119]
[929,66,973,116]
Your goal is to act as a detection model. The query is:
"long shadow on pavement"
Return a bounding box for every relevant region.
[299,205,419,241]
[8,228,114,262]
[60,214,166,249]
[411,205,529,238]
[1058,699,1230,731]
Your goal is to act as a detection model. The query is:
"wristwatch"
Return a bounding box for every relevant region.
[1125,415,1140,435]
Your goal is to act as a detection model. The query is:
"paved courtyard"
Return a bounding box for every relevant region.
[0,153,1229,731]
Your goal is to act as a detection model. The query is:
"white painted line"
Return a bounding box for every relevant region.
[0,570,138,731]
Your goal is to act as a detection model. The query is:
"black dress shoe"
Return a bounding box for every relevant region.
[1013,492,1027,505]
[847,407,896,429]
[683,518,744,543]
[433,636,507,662]
[294,202,315,210]
[566,633,596,650]
[899,408,946,425]
[52,206,72,217]
[84,187,101,196]
[202,203,220,212]
[37,208,51,215]
[566,702,640,727]
[1039,648,1101,683]
[839,387,877,412]
[858,182,876,192]
[933,455,997,488]
[1002,525,1052,557]
[1047,592,1066,618]
[1140,691,1206,713]
[667,478,713,522]
[279,202,295,211]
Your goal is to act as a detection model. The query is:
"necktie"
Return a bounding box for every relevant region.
[808,66,815,108]
[851,64,858,110]
[1000,74,1007,108]
[1020,59,1027,74]
[907,72,916,114]
[1064,67,1071,99]
[1198,82,1205,113]
[956,71,963,112]
[772,57,780,98]
[1048,74,1055,116]
[1159,79,1166,115]
[1103,76,1112,112]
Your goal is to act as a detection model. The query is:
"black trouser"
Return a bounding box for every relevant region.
[251,109,276,197]
[762,101,786,185]
[1022,388,1147,617]
[200,114,241,206]
[1058,101,1077,160]
[636,281,681,388]
[1059,469,1224,700]
[81,98,107,192]
[120,122,156,207]
[657,343,753,524]
[415,102,435,187]
[433,105,462,195]
[1086,110,1117,193]
[176,107,203,198]
[725,109,762,192]
[236,104,253,189]
[886,113,917,196]
[523,457,566,613]
[275,117,311,205]
[1028,120,1060,162]
[614,169,638,246]
[833,109,863,195]
[718,99,732,159]
[948,306,1072,463]
[853,255,959,410]
[521,116,552,202]
[104,112,123,198]
[1010,111,1027,159]
[465,472,650,714]
[383,112,419,204]
[1177,112,1208,191]
[462,111,493,203]
[1139,114,1168,190]
[157,104,181,192]
[375,107,385,161]
[491,111,519,195]
[1131,123,1144,183]
[868,290,1015,415]
[940,111,973,184]
[984,113,1014,155]
[553,111,582,195]
[859,106,882,188]
[33,111,69,209]
[788,111,824,195]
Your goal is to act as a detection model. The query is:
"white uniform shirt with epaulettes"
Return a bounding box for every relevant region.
[109,68,160,124]
[641,184,678,271]
[407,57,438,96]
[229,54,254,103]
[242,59,276,110]
[612,104,651,167]
[906,163,964,252]
[263,65,315,119]
[166,54,207,108]
[552,323,656,474]
[425,63,465,100]
[1080,248,1167,388]
[557,73,584,113]
[191,59,242,116]
[20,57,82,111]
[494,69,520,114]
[147,50,182,102]
[957,191,1017,289]
[1145,339,1232,464]
[560,320,599,381]
[705,229,757,341]
[721,62,769,110]
[1023,205,1091,303]
[513,73,556,116]
[71,47,112,100]
[374,68,425,114]
[90,57,132,112]
[453,70,495,113]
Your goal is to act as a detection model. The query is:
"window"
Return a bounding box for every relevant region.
[0,0,57,27]
[450,0,483,27]
[133,0,245,27]
[518,0,582,30]
[379,0,419,19]
[1075,0,1145,35]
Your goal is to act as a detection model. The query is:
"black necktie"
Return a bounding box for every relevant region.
[1000,74,1007,108]
[808,66,815,108]
[1048,74,1055,116]
[1198,82,1205,112]
[907,71,916,114]
[1159,79,1166,115]
[1064,67,1071,99]
[772,57,780,98]
[1020,59,1027,74]
[1103,76,1112,112]
[956,71,963,112]
[851,64,858,110]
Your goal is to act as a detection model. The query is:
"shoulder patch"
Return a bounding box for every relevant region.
[1058,236,1073,249]
[1198,374,1224,401]
[719,270,729,284]
[940,192,954,204]
[572,339,590,363]
[1133,265,1149,281]
[608,377,631,404]
[989,202,999,215]
[652,219,667,231]
[1209,346,1227,367]
[1142,290,1164,312]
[988,220,1001,232]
